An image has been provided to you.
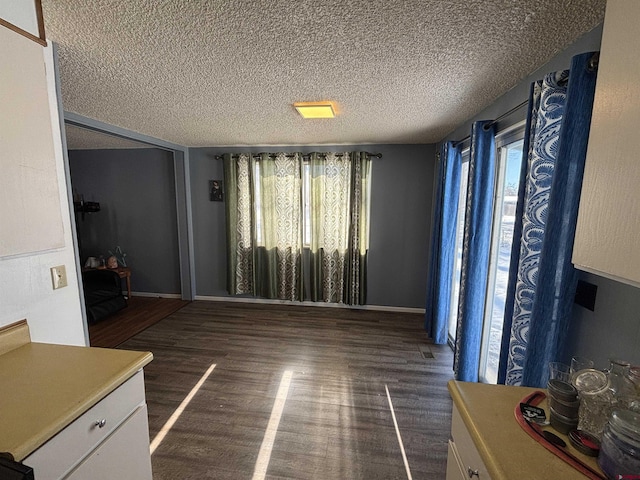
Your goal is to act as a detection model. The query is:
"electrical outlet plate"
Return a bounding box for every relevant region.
[51,265,68,289]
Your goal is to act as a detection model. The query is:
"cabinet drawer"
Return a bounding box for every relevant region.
[447,440,466,480]
[65,405,152,480]
[24,370,146,480]
[451,404,491,479]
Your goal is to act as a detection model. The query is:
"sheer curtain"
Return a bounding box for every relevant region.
[424,142,462,344]
[224,151,371,305]
[498,52,599,387]
[309,152,371,305]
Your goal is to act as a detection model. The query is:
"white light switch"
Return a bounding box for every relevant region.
[51,265,68,289]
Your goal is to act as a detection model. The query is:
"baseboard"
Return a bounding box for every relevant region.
[130,291,183,299]
[193,295,426,314]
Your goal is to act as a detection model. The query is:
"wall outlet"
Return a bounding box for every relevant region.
[51,265,68,290]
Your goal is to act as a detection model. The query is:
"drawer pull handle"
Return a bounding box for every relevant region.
[95,419,107,429]
[467,467,479,478]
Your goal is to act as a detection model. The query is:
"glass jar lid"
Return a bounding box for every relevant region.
[609,409,640,442]
[574,369,609,395]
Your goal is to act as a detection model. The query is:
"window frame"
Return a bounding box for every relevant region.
[447,147,471,349]
[477,121,526,383]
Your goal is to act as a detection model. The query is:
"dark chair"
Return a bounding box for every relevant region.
[82,269,127,323]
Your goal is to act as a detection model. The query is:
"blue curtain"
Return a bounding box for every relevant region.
[454,121,496,382]
[499,52,599,387]
[425,142,462,344]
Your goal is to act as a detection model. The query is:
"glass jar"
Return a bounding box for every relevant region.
[598,409,640,478]
[626,366,640,414]
[574,369,612,439]
[628,366,640,394]
[609,359,639,411]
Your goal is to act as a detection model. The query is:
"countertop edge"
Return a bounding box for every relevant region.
[13,350,153,461]
[448,379,508,480]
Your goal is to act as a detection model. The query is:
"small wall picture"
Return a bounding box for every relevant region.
[209,180,224,202]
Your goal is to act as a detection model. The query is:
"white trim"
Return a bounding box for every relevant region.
[194,295,425,314]
[130,292,183,299]
[495,119,526,147]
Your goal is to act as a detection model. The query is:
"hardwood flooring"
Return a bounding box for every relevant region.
[88,297,190,348]
[119,301,455,479]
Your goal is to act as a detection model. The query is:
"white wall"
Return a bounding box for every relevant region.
[0,25,86,346]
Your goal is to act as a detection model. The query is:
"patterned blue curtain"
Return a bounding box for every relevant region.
[498,52,599,387]
[425,142,462,344]
[454,121,496,382]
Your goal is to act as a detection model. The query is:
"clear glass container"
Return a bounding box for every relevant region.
[598,409,640,478]
[574,369,612,439]
[609,359,638,411]
[628,366,640,394]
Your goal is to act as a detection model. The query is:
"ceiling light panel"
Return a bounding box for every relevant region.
[294,102,336,119]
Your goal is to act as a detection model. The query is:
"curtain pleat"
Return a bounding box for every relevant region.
[424,142,462,344]
[498,52,599,387]
[521,52,599,387]
[454,121,496,382]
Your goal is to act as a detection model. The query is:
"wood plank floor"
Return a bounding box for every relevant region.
[119,301,455,479]
[88,297,190,347]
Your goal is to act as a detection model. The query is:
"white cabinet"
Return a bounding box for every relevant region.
[24,370,152,480]
[66,406,152,480]
[446,404,491,480]
[573,0,640,288]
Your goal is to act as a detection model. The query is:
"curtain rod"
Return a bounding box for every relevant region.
[214,152,382,161]
[452,98,529,147]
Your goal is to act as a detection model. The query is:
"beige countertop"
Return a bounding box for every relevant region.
[448,380,603,479]
[0,342,152,461]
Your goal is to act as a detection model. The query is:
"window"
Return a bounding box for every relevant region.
[302,163,311,246]
[447,150,470,347]
[446,126,525,383]
[478,135,524,384]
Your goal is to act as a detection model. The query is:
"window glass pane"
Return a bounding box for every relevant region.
[479,139,524,384]
[303,163,311,246]
[448,154,470,344]
[254,161,263,245]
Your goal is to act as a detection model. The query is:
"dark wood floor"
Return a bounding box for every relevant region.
[88,297,190,347]
[119,301,455,480]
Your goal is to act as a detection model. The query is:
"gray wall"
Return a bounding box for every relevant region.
[440,23,640,368]
[69,148,181,295]
[566,274,640,368]
[189,144,436,309]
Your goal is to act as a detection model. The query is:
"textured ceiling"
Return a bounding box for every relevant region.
[65,124,151,150]
[42,0,606,147]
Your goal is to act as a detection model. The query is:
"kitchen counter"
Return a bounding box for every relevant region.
[0,321,152,463]
[448,380,602,479]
